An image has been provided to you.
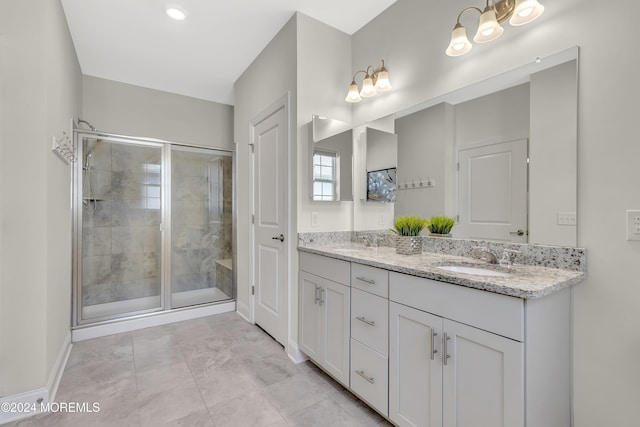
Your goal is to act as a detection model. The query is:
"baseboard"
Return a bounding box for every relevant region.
[0,388,49,425]
[236,300,251,323]
[47,332,72,402]
[287,338,307,364]
[72,301,236,341]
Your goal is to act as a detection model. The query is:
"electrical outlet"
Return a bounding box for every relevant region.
[626,210,640,241]
[311,212,319,227]
[557,212,577,226]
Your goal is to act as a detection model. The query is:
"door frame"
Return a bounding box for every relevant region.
[248,93,292,350]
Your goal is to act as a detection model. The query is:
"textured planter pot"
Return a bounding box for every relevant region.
[395,236,423,255]
[429,233,452,238]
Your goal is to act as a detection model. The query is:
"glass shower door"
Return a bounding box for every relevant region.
[170,146,233,309]
[79,137,163,322]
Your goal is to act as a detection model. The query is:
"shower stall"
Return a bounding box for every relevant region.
[72,130,235,326]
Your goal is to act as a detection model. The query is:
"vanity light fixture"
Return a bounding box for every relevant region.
[446,0,544,57]
[166,5,187,21]
[345,59,392,103]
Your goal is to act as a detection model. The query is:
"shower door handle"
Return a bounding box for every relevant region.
[272,234,285,242]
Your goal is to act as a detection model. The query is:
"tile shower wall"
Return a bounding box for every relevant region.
[171,150,232,296]
[82,141,162,306]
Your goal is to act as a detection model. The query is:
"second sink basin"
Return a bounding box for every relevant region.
[436,265,510,277]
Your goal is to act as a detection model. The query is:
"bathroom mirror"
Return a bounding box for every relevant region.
[310,116,353,202]
[371,47,578,247]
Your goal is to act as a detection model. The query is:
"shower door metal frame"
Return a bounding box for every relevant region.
[72,129,236,328]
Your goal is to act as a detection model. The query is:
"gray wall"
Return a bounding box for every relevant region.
[83,76,234,150]
[0,0,82,396]
[297,13,353,233]
[233,14,298,320]
[351,0,640,424]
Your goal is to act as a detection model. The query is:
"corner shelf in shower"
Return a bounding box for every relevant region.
[83,198,106,202]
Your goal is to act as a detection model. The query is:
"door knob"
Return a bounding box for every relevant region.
[509,229,525,236]
[272,234,285,242]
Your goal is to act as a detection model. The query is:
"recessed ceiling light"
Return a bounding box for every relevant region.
[166,6,187,21]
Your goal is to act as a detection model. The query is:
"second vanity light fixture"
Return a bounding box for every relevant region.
[446,0,544,56]
[345,59,392,103]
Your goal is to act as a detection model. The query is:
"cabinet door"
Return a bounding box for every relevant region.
[299,272,322,361]
[442,319,524,427]
[389,302,443,427]
[322,279,351,387]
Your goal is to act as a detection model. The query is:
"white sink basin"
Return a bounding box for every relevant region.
[436,265,510,277]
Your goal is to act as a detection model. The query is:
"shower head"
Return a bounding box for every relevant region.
[77,118,97,132]
[83,138,101,169]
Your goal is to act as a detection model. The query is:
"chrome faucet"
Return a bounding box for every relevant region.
[499,249,520,268]
[472,247,499,264]
[361,235,380,248]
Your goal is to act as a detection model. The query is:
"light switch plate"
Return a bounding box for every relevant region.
[311,212,319,227]
[626,210,640,241]
[557,212,577,226]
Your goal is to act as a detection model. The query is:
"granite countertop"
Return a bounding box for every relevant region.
[298,243,585,299]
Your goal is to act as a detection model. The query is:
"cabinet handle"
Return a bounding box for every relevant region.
[355,276,376,285]
[319,288,325,306]
[356,316,376,327]
[431,330,438,361]
[443,333,451,366]
[355,369,375,384]
[314,285,320,305]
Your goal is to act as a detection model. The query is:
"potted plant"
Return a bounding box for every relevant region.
[427,216,456,237]
[391,216,429,255]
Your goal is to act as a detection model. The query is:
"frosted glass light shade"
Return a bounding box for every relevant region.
[446,24,472,56]
[375,69,392,92]
[474,8,504,43]
[345,81,362,103]
[360,75,377,97]
[510,0,545,26]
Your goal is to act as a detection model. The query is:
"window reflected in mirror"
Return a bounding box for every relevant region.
[313,150,338,201]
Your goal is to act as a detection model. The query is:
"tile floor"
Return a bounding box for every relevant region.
[9,312,392,426]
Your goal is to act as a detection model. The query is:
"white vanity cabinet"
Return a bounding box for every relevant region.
[299,252,351,387]
[298,250,573,427]
[389,271,571,427]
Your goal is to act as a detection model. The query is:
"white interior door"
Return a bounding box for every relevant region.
[458,139,528,242]
[252,105,287,345]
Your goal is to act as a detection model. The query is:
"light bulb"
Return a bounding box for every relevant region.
[446,24,472,56]
[360,75,377,97]
[345,81,362,103]
[510,0,544,26]
[374,69,392,92]
[474,7,504,43]
[166,6,187,21]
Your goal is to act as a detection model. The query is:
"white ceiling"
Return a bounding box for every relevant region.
[61,0,397,105]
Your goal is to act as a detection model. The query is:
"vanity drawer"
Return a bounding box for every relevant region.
[300,252,350,286]
[350,339,388,416]
[351,263,388,297]
[351,288,388,357]
[389,272,524,341]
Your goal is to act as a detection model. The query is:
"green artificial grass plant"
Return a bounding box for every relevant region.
[391,216,430,236]
[427,216,456,234]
